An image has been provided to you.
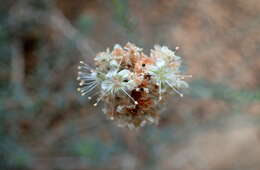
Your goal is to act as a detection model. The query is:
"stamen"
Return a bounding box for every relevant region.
[93,88,111,107]
[158,81,162,101]
[166,80,183,97]
[78,65,91,71]
[77,76,96,81]
[177,75,192,79]
[81,92,87,96]
[79,61,88,66]
[121,88,138,105]
[79,81,96,86]
[80,83,97,95]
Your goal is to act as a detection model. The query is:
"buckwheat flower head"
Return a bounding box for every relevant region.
[77,42,191,129]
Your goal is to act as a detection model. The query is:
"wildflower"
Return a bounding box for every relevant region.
[98,69,138,106]
[112,44,124,57]
[77,43,191,129]
[95,49,111,63]
[151,45,181,62]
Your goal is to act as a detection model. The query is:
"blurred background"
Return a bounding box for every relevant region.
[1,0,260,169]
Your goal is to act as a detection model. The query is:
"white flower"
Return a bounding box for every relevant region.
[94,49,112,62]
[101,69,137,91]
[94,69,138,106]
[112,44,124,59]
[148,58,167,73]
[151,45,181,62]
[113,44,122,50]
[124,42,143,54]
[148,59,177,80]
[147,59,187,99]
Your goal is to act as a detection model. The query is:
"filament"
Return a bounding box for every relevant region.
[158,81,162,101]
[121,88,138,105]
[94,88,111,106]
[166,80,183,97]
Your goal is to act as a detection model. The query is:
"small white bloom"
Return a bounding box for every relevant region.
[152,45,181,61]
[94,49,112,62]
[124,42,143,53]
[101,69,137,92]
[97,69,138,105]
[113,44,122,50]
[148,59,166,73]
[147,58,187,99]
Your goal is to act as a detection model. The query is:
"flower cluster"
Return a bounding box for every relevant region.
[77,43,191,129]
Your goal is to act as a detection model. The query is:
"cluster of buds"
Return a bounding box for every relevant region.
[77,43,191,129]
